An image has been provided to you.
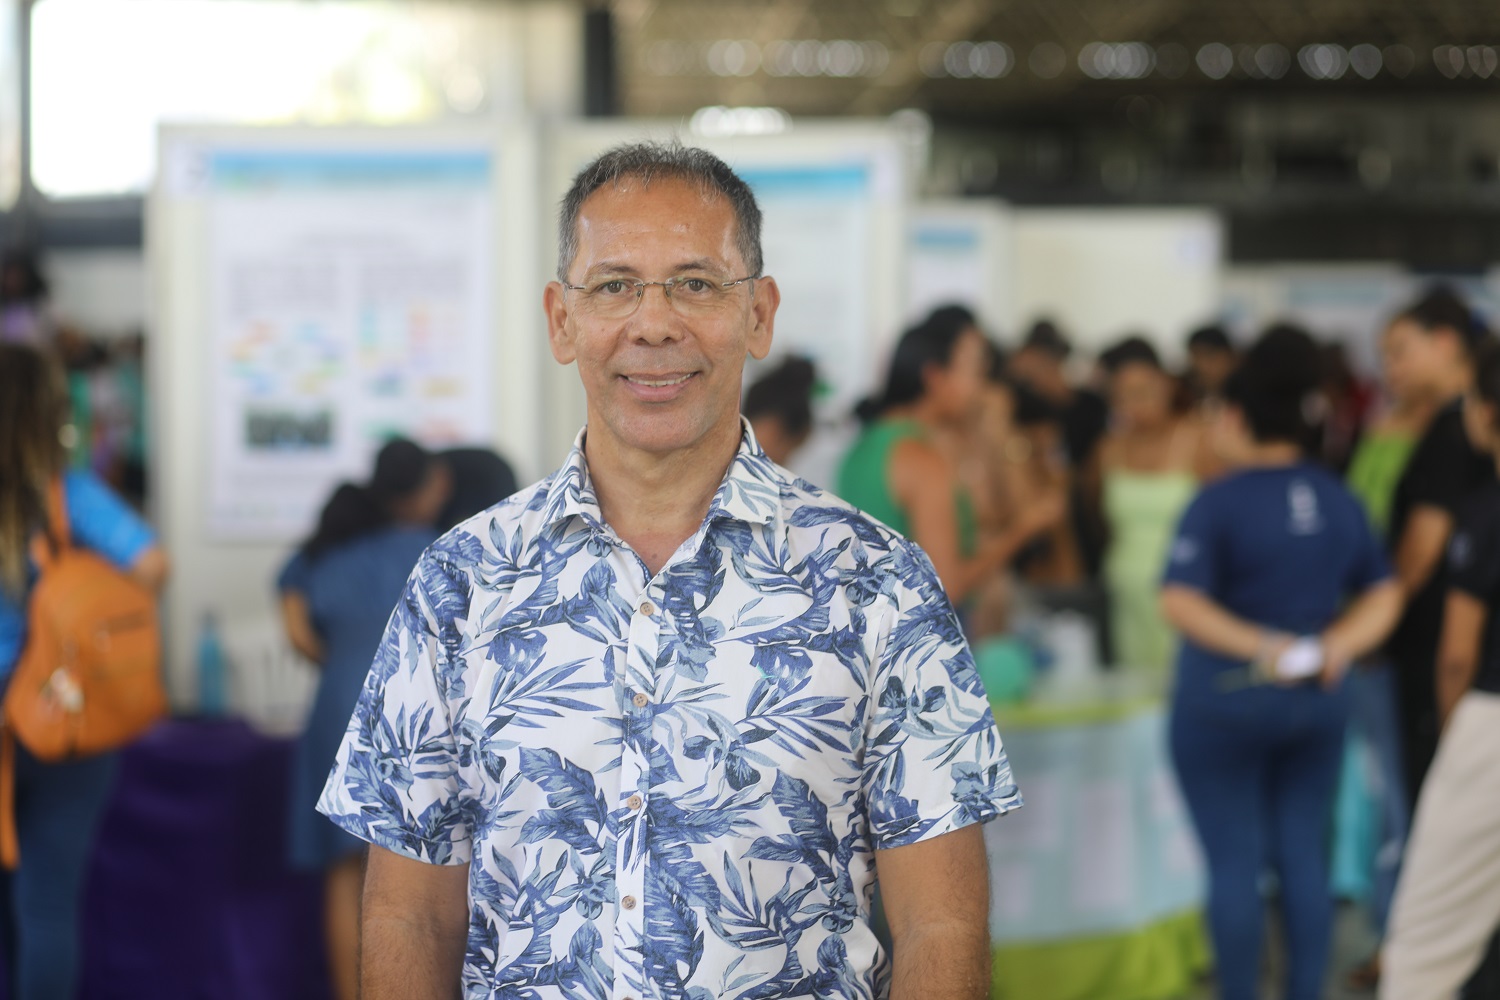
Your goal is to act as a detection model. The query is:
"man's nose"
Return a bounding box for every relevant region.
[627,283,684,342]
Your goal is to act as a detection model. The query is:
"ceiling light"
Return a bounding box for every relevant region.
[1196,43,1233,80]
[1348,43,1381,79]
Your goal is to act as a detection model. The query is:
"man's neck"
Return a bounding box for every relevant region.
[585,422,742,576]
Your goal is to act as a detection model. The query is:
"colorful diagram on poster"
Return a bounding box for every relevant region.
[207,149,494,539]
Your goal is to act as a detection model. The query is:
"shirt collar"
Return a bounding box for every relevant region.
[540,418,783,534]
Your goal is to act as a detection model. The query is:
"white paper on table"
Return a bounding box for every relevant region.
[1071,781,1135,913]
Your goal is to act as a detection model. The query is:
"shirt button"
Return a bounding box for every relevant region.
[626,794,642,810]
[632,693,649,709]
[622,895,637,910]
[639,600,655,617]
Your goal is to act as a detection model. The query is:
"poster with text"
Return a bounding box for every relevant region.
[206,149,494,539]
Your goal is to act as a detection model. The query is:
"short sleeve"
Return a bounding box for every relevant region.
[277,550,313,594]
[1449,498,1500,602]
[1402,412,1475,516]
[1162,488,1218,594]
[316,549,472,865]
[861,541,1021,851]
[62,470,154,570]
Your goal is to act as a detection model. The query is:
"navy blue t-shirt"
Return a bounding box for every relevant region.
[1163,463,1391,676]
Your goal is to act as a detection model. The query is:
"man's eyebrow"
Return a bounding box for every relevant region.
[669,258,722,274]
[582,261,643,278]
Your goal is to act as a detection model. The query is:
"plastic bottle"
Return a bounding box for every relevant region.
[197,611,229,716]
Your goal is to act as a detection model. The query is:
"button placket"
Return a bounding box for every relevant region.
[615,577,661,980]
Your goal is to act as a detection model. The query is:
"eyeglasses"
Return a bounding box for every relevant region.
[562,274,758,319]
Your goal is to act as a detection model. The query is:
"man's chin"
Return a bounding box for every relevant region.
[592,412,739,461]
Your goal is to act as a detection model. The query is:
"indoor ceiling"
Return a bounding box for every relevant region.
[610,0,1500,119]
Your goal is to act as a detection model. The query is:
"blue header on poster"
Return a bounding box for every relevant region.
[913,225,980,251]
[210,150,492,189]
[736,164,869,197]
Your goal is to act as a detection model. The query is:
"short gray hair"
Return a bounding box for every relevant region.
[556,140,764,280]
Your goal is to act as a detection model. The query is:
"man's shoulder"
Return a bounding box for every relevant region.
[776,469,923,560]
[423,474,558,567]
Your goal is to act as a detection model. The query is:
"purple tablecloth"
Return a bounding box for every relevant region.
[3,718,332,999]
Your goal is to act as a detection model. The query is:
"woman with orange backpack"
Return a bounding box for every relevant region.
[0,343,168,999]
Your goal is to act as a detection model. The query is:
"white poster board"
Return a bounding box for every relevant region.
[150,124,539,714]
[201,149,496,539]
[1010,208,1223,362]
[907,200,1015,339]
[1219,264,1500,380]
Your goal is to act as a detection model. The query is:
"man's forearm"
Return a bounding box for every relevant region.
[889,923,991,1000]
[361,911,467,1000]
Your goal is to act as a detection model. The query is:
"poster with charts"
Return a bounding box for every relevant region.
[206,149,494,540]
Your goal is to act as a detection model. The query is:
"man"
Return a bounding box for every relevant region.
[318,142,1021,1000]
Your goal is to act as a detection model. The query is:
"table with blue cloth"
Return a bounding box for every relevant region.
[985,685,1210,1000]
[0,718,331,1000]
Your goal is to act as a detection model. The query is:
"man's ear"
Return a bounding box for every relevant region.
[544,282,577,364]
[746,276,780,361]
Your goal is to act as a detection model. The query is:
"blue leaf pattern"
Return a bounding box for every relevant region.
[319,423,1020,999]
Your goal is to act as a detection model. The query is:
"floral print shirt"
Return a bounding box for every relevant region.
[318,422,1020,999]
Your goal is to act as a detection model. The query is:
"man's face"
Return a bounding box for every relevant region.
[544,177,778,463]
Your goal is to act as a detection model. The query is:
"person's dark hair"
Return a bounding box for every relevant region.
[557,140,763,280]
[0,248,48,303]
[744,355,818,441]
[302,438,437,559]
[856,304,977,423]
[1021,319,1071,360]
[1187,324,1233,354]
[1399,284,1489,354]
[435,447,517,533]
[0,344,69,597]
[980,336,1008,382]
[1222,322,1325,448]
[1010,379,1060,427]
[1099,335,1163,375]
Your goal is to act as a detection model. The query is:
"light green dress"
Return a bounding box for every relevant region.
[1103,468,1197,676]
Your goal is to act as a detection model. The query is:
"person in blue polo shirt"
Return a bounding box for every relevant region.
[1160,325,1403,1000]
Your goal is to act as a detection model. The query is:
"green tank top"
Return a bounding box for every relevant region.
[837,419,978,556]
[1345,431,1418,536]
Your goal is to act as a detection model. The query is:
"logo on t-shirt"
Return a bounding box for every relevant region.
[1171,538,1199,565]
[1288,480,1324,536]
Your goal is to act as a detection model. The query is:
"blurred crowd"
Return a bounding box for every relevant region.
[8,227,1500,1000]
[743,284,1500,1000]
[2,249,149,510]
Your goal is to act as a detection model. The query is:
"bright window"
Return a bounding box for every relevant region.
[0,0,19,209]
[30,0,541,199]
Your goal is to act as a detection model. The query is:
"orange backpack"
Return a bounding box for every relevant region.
[3,478,167,761]
[0,479,167,867]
